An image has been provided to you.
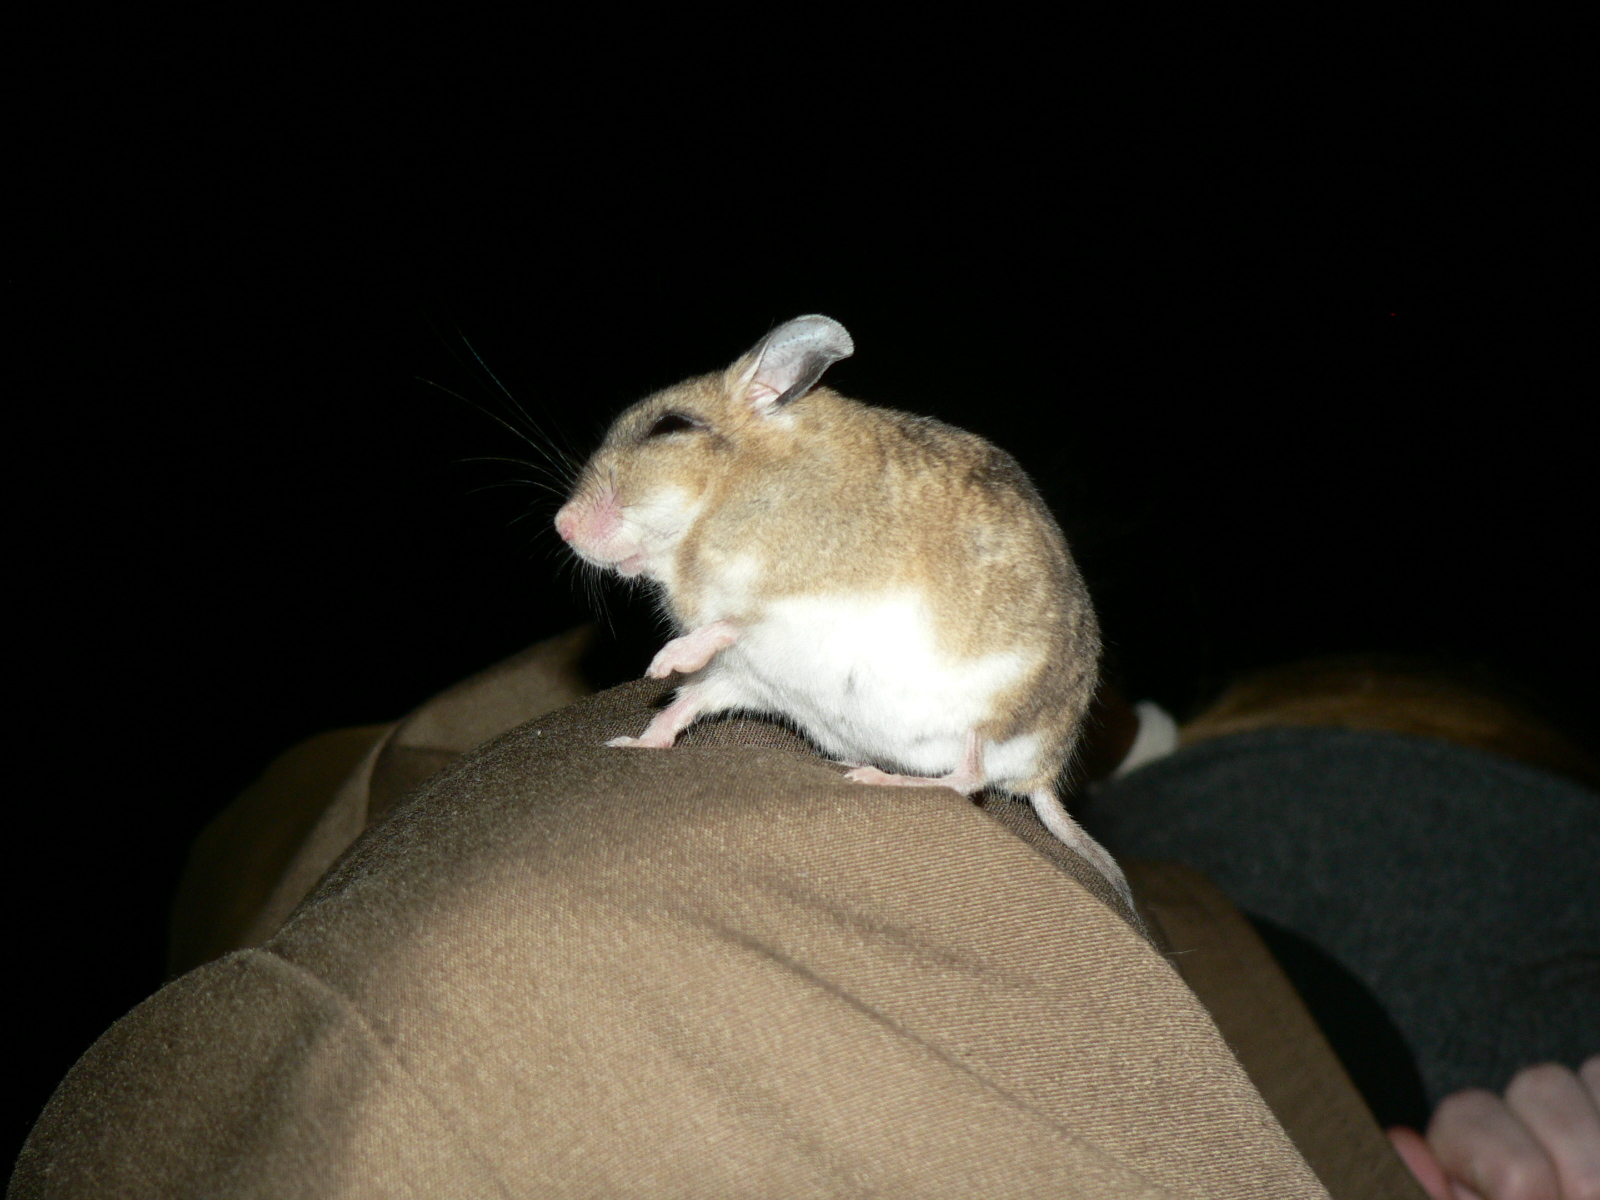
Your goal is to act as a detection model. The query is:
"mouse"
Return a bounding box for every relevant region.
[554,314,1132,909]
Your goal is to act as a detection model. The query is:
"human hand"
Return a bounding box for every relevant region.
[1388,1057,1600,1199]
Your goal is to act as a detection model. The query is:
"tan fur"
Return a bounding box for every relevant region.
[563,345,1101,794]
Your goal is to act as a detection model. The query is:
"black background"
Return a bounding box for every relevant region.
[10,17,1589,1168]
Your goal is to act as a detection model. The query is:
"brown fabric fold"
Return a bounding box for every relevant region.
[165,626,596,975]
[15,630,1425,1198]
[165,722,393,978]
[1128,861,1425,1199]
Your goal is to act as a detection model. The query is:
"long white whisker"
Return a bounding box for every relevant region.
[416,374,577,485]
[456,332,584,475]
[470,477,568,500]
[461,462,572,493]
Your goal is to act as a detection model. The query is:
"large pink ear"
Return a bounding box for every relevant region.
[731,315,855,415]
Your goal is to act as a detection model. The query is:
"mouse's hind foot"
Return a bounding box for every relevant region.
[843,732,985,796]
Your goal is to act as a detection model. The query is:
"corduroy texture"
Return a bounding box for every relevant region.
[13,631,1424,1198]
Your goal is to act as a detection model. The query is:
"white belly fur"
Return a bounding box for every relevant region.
[690,593,1044,786]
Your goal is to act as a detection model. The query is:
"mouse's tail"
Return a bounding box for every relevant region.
[1027,789,1137,918]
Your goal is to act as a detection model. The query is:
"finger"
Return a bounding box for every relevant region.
[1389,1126,1456,1200]
[1504,1063,1600,1200]
[1428,1088,1559,1200]
[1581,1056,1600,1105]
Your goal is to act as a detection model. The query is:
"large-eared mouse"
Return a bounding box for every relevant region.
[555,315,1130,907]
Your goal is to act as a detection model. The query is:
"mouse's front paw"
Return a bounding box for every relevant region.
[606,734,674,749]
[644,648,689,680]
[646,641,709,679]
[645,621,739,679]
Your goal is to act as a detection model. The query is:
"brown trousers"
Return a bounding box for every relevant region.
[11,630,1424,1198]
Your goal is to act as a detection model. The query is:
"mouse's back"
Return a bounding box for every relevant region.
[672,389,1095,675]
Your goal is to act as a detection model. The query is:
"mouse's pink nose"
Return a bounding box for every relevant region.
[554,505,578,543]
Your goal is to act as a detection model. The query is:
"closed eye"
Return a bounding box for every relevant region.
[645,412,701,439]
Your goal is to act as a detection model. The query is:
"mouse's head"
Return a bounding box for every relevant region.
[554,315,854,581]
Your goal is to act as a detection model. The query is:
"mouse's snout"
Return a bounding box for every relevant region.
[554,494,624,556]
[555,493,650,577]
[554,504,579,544]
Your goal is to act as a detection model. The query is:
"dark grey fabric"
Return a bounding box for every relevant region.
[1079,726,1600,1104]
